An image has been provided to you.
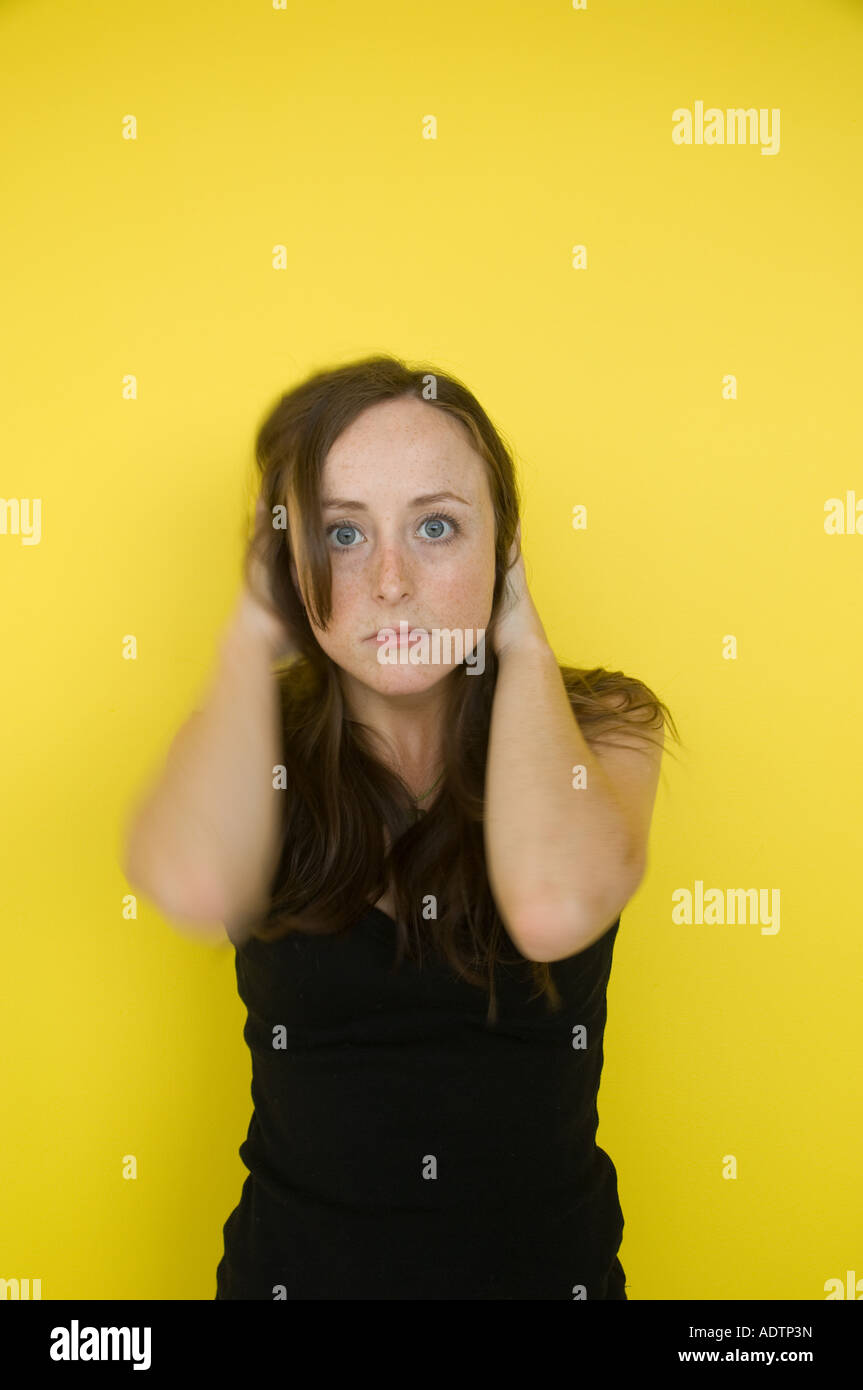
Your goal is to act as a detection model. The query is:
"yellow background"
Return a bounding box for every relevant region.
[1,0,861,1300]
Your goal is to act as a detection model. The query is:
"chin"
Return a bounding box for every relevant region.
[370,663,449,689]
[345,654,452,693]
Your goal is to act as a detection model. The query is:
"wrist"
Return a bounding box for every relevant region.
[495,629,554,663]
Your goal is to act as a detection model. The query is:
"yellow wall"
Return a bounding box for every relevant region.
[1,0,860,1300]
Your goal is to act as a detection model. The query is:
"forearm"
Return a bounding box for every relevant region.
[484,635,637,960]
[122,598,285,925]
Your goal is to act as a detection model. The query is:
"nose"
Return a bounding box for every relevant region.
[372,538,414,602]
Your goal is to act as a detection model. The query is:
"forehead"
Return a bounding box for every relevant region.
[322,397,483,493]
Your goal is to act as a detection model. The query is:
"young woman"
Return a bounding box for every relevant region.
[124,355,678,1300]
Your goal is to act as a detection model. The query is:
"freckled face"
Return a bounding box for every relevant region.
[288,396,496,695]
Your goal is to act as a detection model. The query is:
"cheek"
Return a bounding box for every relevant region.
[447,551,495,612]
[329,568,362,611]
[320,568,364,644]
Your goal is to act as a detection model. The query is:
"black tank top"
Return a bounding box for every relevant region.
[215,904,625,1300]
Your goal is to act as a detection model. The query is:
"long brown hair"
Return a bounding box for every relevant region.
[242,354,681,1025]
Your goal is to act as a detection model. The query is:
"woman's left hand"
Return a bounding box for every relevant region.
[492,522,548,657]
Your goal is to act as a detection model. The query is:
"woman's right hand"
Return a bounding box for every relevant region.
[238,499,303,661]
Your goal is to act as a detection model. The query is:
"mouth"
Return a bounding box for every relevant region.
[365,626,428,643]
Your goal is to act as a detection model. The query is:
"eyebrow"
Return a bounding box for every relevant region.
[320,490,472,511]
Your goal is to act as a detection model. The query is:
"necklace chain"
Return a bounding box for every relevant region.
[413,767,445,803]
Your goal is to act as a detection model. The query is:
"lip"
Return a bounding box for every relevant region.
[365,626,428,642]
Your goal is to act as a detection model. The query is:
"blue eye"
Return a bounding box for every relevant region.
[418,513,459,543]
[325,512,461,549]
[327,522,362,549]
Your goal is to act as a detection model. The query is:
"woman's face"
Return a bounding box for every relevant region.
[288,395,497,700]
